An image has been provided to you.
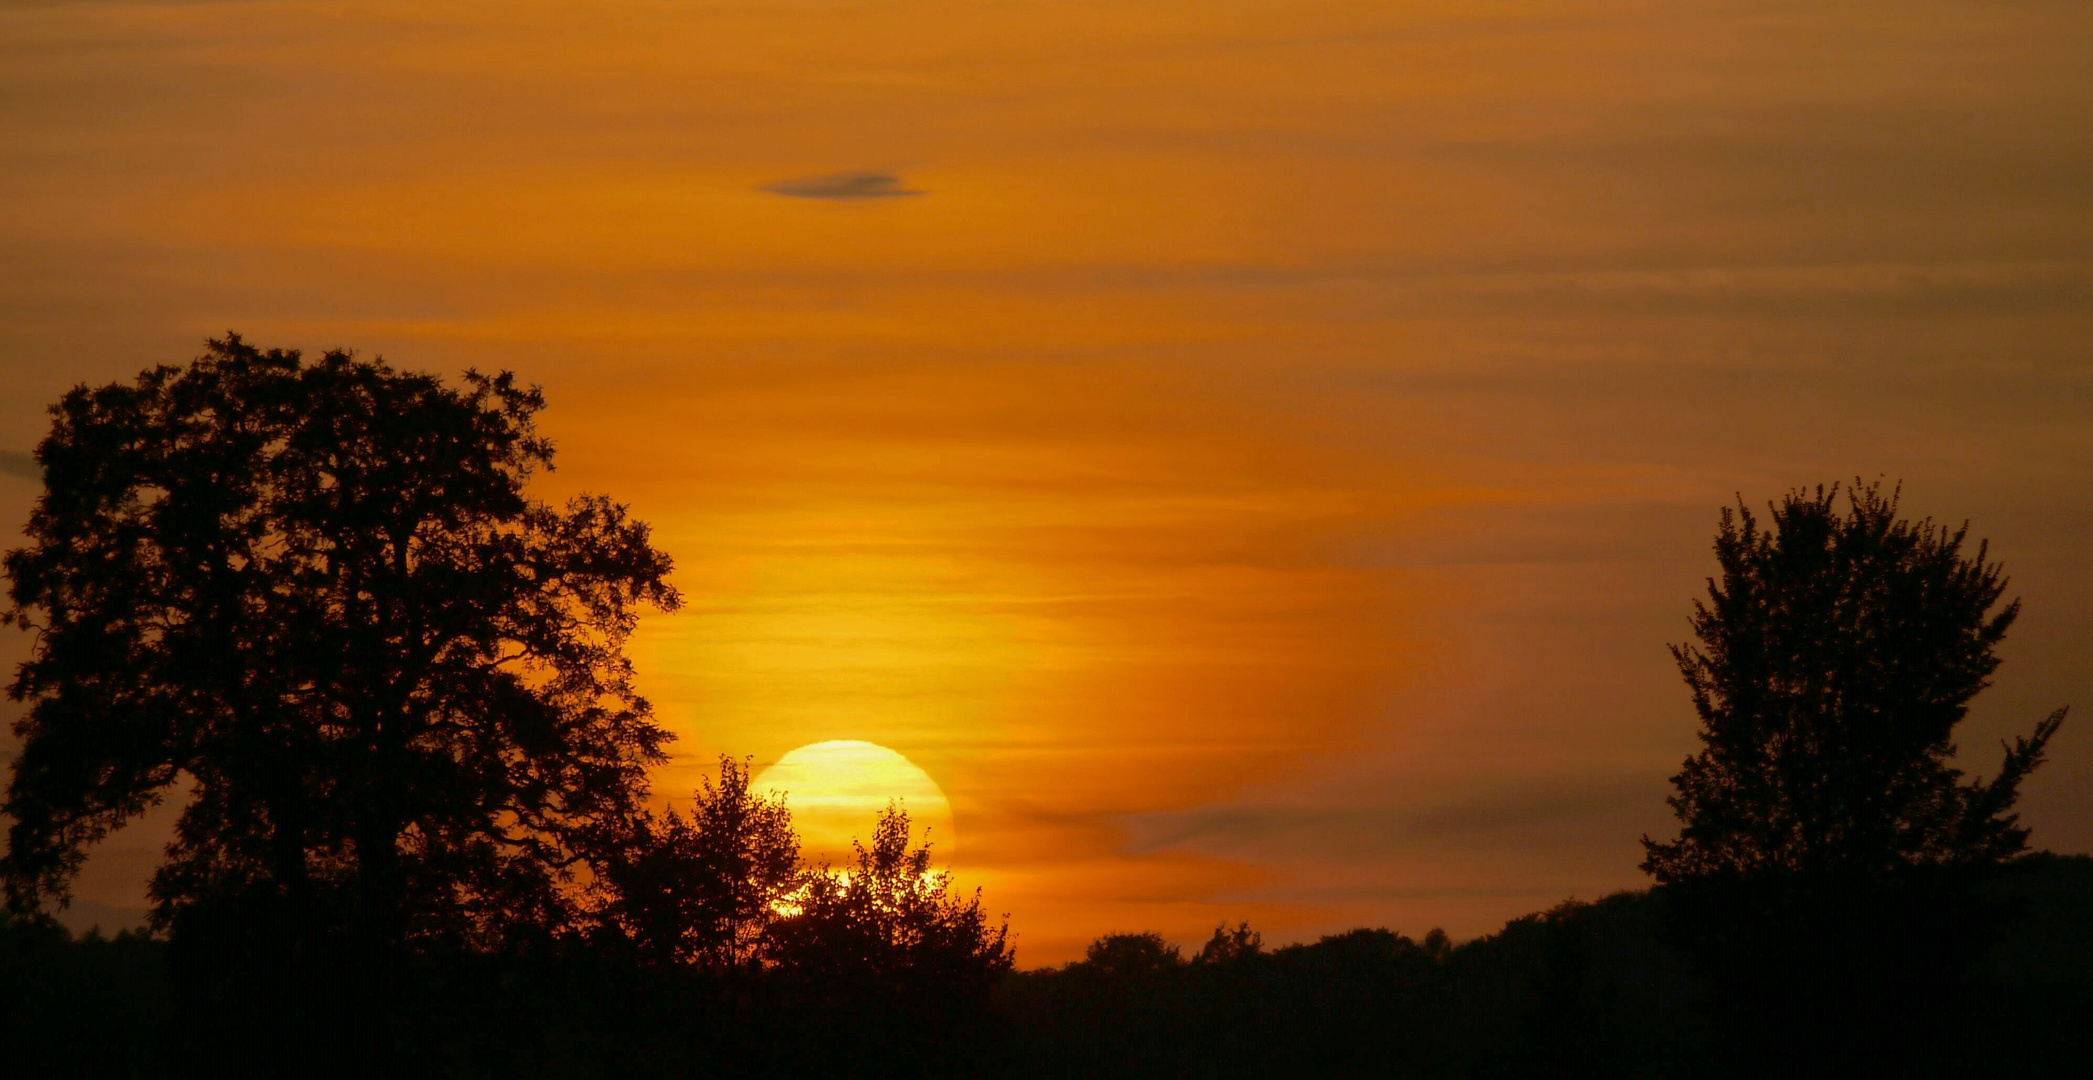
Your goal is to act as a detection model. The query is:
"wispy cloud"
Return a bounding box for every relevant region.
[0,449,39,482]
[761,170,924,200]
[1122,778,1659,861]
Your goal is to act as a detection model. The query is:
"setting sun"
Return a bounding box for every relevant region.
[755,740,957,869]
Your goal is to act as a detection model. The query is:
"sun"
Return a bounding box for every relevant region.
[754,740,957,869]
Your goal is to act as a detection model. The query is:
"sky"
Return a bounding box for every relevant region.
[2,0,2090,965]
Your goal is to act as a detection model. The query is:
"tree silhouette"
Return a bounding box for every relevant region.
[0,335,680,953]
[1192,922,1262,965]
[769,805,1012,985]
[757,806,1012,1077]
[1642,481,2069,1076]
[600,755,801,968]
[1643,481,2065,882]
[1078,931,1183,976]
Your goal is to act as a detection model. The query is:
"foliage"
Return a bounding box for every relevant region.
[0,335,680,949]
[1193,921,1263,965]
[597,755,801,968]
[997,865,2093,1079]
[12,865,2093,1078]
[1000,899,1702,1080]
[1640,481,2074,1076]
[1643,481,2066,883]
[1079,931,1182,976]
[769,804,1014,989]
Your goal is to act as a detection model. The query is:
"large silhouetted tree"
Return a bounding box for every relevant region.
[1643,481,2065,882]
[1642,481,2069,1076]
[0,335,680,952]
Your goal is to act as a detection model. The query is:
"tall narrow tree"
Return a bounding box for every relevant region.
[1,335,680,950]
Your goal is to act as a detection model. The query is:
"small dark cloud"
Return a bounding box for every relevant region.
[0,449,39,482]
[761,170,924,200]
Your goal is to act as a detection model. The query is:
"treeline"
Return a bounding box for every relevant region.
[172,763,1008,1077]
[7,854,2091,1078]
[998,854,2093,1078]
[3,764,1014,1078]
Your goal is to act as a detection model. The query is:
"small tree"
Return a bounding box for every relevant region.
[1192,922,1262,965]
[1643,481,2066,883]
[768,805,1012,985]
[1079,931,1183,977]
[1,336,680,949]
[600,756,801,968]
[762,806,1013,1074]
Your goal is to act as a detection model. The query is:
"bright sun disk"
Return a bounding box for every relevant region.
[754,740,956,870]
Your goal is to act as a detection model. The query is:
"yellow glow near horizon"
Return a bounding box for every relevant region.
[755,740,957,869]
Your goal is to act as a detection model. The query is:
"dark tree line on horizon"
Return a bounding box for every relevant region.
[1,340,2086,1078]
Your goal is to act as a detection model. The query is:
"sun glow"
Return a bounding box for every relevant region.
[755,740,957,869]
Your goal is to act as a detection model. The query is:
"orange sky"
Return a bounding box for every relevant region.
[3,0,2091,964]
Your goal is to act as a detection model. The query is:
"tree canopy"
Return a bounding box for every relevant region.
[1643,482,2066,883]
[768,804,1014,989]
[1,335,680,948]
[599,756,801,968]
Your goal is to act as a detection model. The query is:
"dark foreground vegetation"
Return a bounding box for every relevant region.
[2,340,2082,1077]
[7,855,2092,1078]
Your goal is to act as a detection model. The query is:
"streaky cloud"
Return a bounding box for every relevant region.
[1121,778,1657,860]
[762,169,924,200]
